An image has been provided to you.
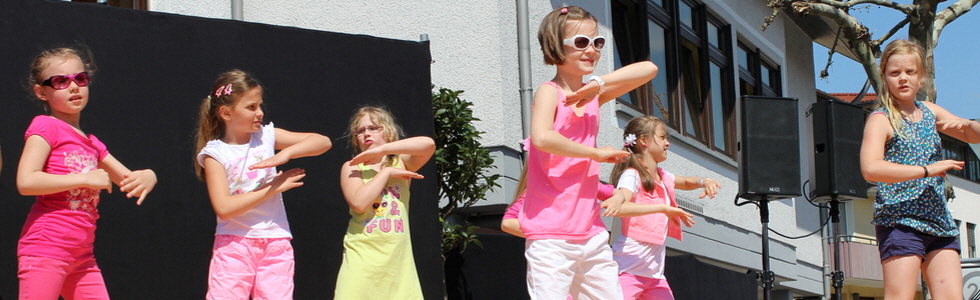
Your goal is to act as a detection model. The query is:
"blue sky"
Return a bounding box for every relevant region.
[813,4,980,118]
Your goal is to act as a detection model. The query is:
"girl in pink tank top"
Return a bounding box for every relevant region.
[521,6,659,299]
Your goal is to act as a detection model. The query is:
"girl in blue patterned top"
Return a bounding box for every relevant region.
[860,39,980,300]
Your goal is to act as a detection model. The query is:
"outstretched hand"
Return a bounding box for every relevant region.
[936,118,976,131]
[594,146,631,164]
[250,152,290,170]
[349,147,386,166]
[698,178,721,199]
[385,167,424,180]
[85,169,113,193]
[926,160,964,177]
[269,168,306,194]
[563,84,600,108]
[666,207,695,227]
[120,169,157,205]
[600,196,625,217]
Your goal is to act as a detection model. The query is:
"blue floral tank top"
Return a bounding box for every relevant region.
[872,101,957,237]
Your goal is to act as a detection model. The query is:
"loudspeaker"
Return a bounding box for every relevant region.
[810,100,867,202]
[738,96,802,201]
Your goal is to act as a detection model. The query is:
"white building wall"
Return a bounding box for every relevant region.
[151,0,827,297]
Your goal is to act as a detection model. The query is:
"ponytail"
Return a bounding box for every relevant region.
[610,116,665,192]
[194,70,263,180]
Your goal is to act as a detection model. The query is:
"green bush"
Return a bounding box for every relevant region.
[432,87,500,254]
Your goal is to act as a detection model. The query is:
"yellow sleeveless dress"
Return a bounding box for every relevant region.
[334,159,423,299]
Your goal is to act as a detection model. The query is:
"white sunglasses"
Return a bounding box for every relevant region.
[563,35,606,50]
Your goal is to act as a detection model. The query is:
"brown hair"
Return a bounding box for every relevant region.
[610,116,666,192]
[194,69,263,180]
[348,106,404,167]
[537,6,599,65]
[28,47,97,113]
[874,39,927,139]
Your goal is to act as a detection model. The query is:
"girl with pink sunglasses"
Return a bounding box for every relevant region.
[16,47,158,299]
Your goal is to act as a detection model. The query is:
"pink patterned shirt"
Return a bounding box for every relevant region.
[18,115,108,260]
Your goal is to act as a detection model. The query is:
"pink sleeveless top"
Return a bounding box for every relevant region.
[519,81,605,240]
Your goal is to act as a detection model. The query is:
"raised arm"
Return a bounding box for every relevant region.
[564,61,659,107]
[204,156,305,220]
[340,161,422,213]
[249,128,332,170]
[349,136,435,172]
[861,112,963,183]
[99,154,157,205]
[17,135,110,196]
[927,101,980,144]
[530,84,629,163]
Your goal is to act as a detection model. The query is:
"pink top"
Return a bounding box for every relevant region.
[18,115,109,260]
[619,167,682,245]
[504,183,615,220]
[519,81,605,240]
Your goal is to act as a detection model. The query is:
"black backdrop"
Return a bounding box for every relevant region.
[0,0,441,299]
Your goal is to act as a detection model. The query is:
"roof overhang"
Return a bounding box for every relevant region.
[784,8,862,62]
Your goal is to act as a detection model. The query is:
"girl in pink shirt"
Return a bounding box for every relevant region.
[608,116,720,300]
[16,47,158,299]
[522,6,658,299]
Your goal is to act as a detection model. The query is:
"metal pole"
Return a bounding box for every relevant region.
[831,198,844,300]
[760,197,773,300]
[231,0,243,21]
[516,0,533,159]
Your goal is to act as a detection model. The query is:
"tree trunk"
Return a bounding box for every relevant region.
[909,0,940,103]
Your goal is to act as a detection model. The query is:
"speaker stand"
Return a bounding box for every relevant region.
[759,196,775,300]
[829,197,844,300]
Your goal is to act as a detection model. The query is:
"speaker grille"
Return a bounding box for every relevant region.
[738,96,802,200]
[810,100,868,202]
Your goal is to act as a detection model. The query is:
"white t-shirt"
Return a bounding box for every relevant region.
[612,168,668,279]
[197,123,291,238]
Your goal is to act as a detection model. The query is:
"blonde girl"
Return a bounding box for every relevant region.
[195,70,331,299]
[609,116,717,299]
[522,6,658,299]
[335,106,435,300]
[16,47,157,299]
[860,39,980,300]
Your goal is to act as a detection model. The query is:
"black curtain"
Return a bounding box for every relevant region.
[0,0,440,299]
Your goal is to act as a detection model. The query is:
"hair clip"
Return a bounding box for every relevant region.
[215,83,233,97]
[624,134,637,153]
[560,7,568,14]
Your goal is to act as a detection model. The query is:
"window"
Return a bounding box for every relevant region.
[970,223,977,258]
[738,41,781,98]
[612,0,740,158]
[942,135,980,182]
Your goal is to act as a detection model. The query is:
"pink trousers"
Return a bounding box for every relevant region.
[206,235,294,300]
[18,255,109,300]
[619,272,674,300]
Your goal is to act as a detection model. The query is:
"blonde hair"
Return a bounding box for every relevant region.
[874,39,927,139]
[610,116,666,192]
[348,106,404,167]
[194,69,263,180]
[537,6,599,65]
[28,47,96,113]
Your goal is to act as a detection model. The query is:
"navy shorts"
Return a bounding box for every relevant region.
[876,225,960,261]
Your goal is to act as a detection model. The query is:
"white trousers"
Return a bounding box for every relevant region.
[525,231,623,300]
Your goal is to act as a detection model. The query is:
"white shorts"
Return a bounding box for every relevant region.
[525,231,622,300]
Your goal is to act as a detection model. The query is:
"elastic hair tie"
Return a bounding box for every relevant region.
[560,7,568,14]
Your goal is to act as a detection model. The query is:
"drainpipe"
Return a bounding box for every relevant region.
[231,0,243,21]
[517,0,532,158]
